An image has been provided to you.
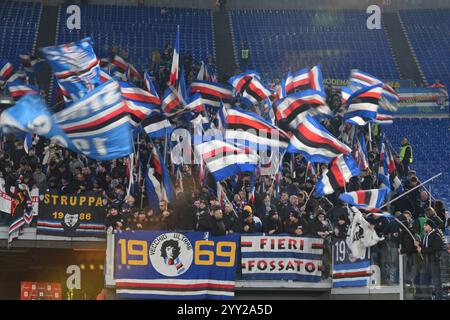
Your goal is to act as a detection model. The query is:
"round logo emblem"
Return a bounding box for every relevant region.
[149,233,193,277]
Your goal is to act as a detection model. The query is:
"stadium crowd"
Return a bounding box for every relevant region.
[0,45,449,300]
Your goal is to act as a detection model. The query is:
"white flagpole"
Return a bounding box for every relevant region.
[380,172,442,209]
[126,153,134,197]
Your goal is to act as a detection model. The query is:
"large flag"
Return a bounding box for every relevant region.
[141,113,172,139]
[316,154,360,197]
[339,188,389,212]
[344,84,383,126]
[190,80,233,108]
[54,80,134,160]
[169,26,180,87]
[40,37,102,100]
[285,65,325,96]
[288,114,352,163]
[273,89,332,130]
[194,139,259,182]
[228,70,260,95]
[222,107,290,151]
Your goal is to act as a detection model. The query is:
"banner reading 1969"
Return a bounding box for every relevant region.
[113,231,240,300]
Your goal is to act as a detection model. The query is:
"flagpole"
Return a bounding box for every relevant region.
[391,216,424,260]
[368,123,372,152]
[380,172,442,210]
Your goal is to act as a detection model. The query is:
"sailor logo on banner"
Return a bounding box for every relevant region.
[113,231,239,300]
[149,233,193,277]
[240,235,324,282]
[332,238,372,288]
[37,191,106,238]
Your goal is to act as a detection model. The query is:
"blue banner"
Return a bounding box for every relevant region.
[332,239,371,288]
[240,234,324,282]
[114,231,239,300]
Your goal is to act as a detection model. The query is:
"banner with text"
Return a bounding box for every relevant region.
[240,234,324,282]
[114,231,240,300]
[36,191,106,238]
[397,87,449,114]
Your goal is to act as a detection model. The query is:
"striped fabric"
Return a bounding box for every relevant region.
[332,260,371,288]
[316,154,360,197]
[285,65,325,95]
[120,82,161,127]
[194,140,259,182]
[241,76,273,107]
[288,114,352,163]
[161,85,185,117]
[190,80,233,107]
[344,84,383,126]
[228,70,260,94]
[222,107,290,151]
[273,89,332,130]
[6,80,39,100]
[339,188,389,212]
[115,278,235,299]
[169,26,180,87]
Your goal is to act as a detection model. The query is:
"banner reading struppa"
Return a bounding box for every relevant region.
[240,234,324,282]
[36,191,106,238]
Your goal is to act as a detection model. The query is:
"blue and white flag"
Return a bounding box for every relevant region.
[332,239,371,288]
[316,154,360,197]
[194,139,259,182]
[54,80,133,160]
[344,84,383,126]
[148,144,175,202]
[40,37,102,100]
[339,188,389,212]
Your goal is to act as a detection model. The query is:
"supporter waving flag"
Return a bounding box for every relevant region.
[284,65,325,96]
[40,37,102,100]
[316,154,360,197]
[288,114,352,163]
[273,89,332,130]
[6,80,39,100]
[339,188,390,212]
[228,70,260,95]
[190,80,233,108]
[194,139,259,182]
[222,106,290,151]
[344,84,383,126]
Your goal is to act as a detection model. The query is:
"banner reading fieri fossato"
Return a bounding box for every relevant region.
[170,126,287,176]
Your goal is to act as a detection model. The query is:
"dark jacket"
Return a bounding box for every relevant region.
[399,228,420,254]
[197,214,227,236]
[223,211,239,233]
[285,216,310,236]
[263,216,283,234]
[105,213,127,230]
[421,230,444,261]
[236,218,259,234]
